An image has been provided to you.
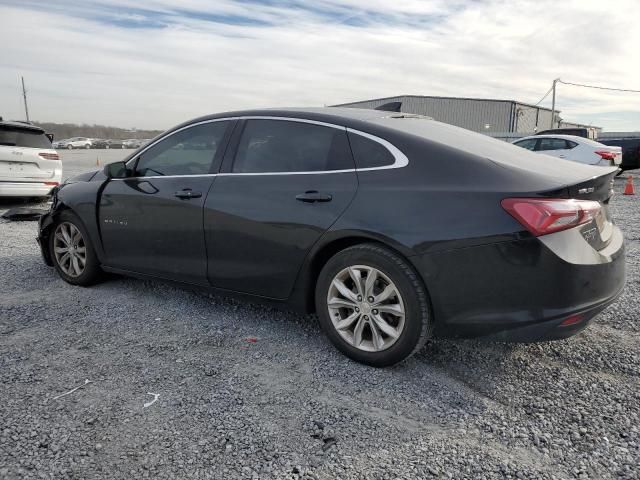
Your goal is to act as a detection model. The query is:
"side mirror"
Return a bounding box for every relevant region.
[103,161,131,179]
[45,133,54,143]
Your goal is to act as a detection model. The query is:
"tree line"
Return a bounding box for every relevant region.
[33,121,163,140]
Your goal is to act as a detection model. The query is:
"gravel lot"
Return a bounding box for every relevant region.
[1,153,638,479]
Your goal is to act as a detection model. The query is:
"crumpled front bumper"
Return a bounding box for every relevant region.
[36,211,55,266]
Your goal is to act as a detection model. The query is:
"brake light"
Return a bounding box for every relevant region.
[501,198,601,236]
[38,152,59,160]
[595,151,616,161]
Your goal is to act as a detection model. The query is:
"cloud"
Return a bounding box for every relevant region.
[0,0,638,130]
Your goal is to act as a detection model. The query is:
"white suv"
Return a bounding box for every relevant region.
[0,120,62,197]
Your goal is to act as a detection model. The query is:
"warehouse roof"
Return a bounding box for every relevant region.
[333,94,557,113]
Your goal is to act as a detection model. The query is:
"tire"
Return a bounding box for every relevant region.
[49,211,102,286]
[85,144,90,149]
[67,144,73,150]
[315,243,432,367]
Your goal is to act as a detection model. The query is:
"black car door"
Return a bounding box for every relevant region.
[204,118,358,299]
[99,120,233,284]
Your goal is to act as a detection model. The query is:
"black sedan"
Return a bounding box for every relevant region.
[36,108,625,367]
[90,138,108,149]
[105,139,126,149]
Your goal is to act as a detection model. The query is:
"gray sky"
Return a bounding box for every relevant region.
[1,0,638,131]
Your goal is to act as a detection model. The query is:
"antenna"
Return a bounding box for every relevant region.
[21,76,30,123]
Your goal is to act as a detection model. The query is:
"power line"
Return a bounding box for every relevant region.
[558,79,640,94]
[534,85,554,106]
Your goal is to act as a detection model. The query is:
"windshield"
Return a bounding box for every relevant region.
[0,126,52,148]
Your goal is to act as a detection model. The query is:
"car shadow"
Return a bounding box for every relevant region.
[411,337,528,404]
[0,196,50,211]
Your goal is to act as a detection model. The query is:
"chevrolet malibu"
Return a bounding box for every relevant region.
[37,108,625,367]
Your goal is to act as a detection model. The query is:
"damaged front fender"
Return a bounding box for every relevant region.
[36,210,56,266]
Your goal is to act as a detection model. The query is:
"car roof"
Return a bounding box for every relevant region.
[517,134,604,147]
[186,107,429,127]
[529,134,587,140]
[0,120,44,133]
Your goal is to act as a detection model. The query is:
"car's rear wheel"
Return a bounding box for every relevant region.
[315,243,432,367]
[85,144,90,149]
[49,211,102,286]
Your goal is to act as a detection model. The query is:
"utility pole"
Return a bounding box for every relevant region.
[550,78,559,129]
[21,76,30,123]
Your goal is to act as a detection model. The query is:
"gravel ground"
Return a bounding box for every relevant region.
[0,160,638,479]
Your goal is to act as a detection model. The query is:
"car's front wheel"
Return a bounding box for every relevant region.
[66,144,73,150]
[315,243,432,367]
[49,212,102,286]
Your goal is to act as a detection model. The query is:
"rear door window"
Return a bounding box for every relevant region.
[538,138,570,151]
[0,126,52,148]
[232,120,353,173]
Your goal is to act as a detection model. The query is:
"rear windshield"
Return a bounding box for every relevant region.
[0,126,52,148]
[577,137,607,147]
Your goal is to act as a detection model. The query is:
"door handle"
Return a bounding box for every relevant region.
[295,191,332,203]
[559,155,566,158]
[174,189,202,199]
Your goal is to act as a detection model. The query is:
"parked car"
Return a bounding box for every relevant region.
[91,138,108,149]
[105,139,125,149]
[513,135,622,167]
[123,139,143,149]
[597,136,640,172]
[0,119,62,197]
[36,108,625,367]
[55,137,93,149]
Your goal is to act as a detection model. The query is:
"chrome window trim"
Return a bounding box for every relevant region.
[112,174,219,180]
[121,115,408,179]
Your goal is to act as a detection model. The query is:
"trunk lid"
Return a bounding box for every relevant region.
[565,169,617,251]
[0,146,58,181]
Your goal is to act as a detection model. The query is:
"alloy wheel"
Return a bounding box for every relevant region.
[327,265,405,352]
[53,222,87,277]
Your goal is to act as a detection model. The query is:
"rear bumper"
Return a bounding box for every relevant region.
[0,181,56,197]
[412,227,626,342]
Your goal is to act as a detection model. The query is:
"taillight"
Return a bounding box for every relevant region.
[39,152,60,160]
[501,198,601,236]
[595,151,615,161]
[44,181,59,186]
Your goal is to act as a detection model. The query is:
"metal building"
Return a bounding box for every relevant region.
[333,95,556,134]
